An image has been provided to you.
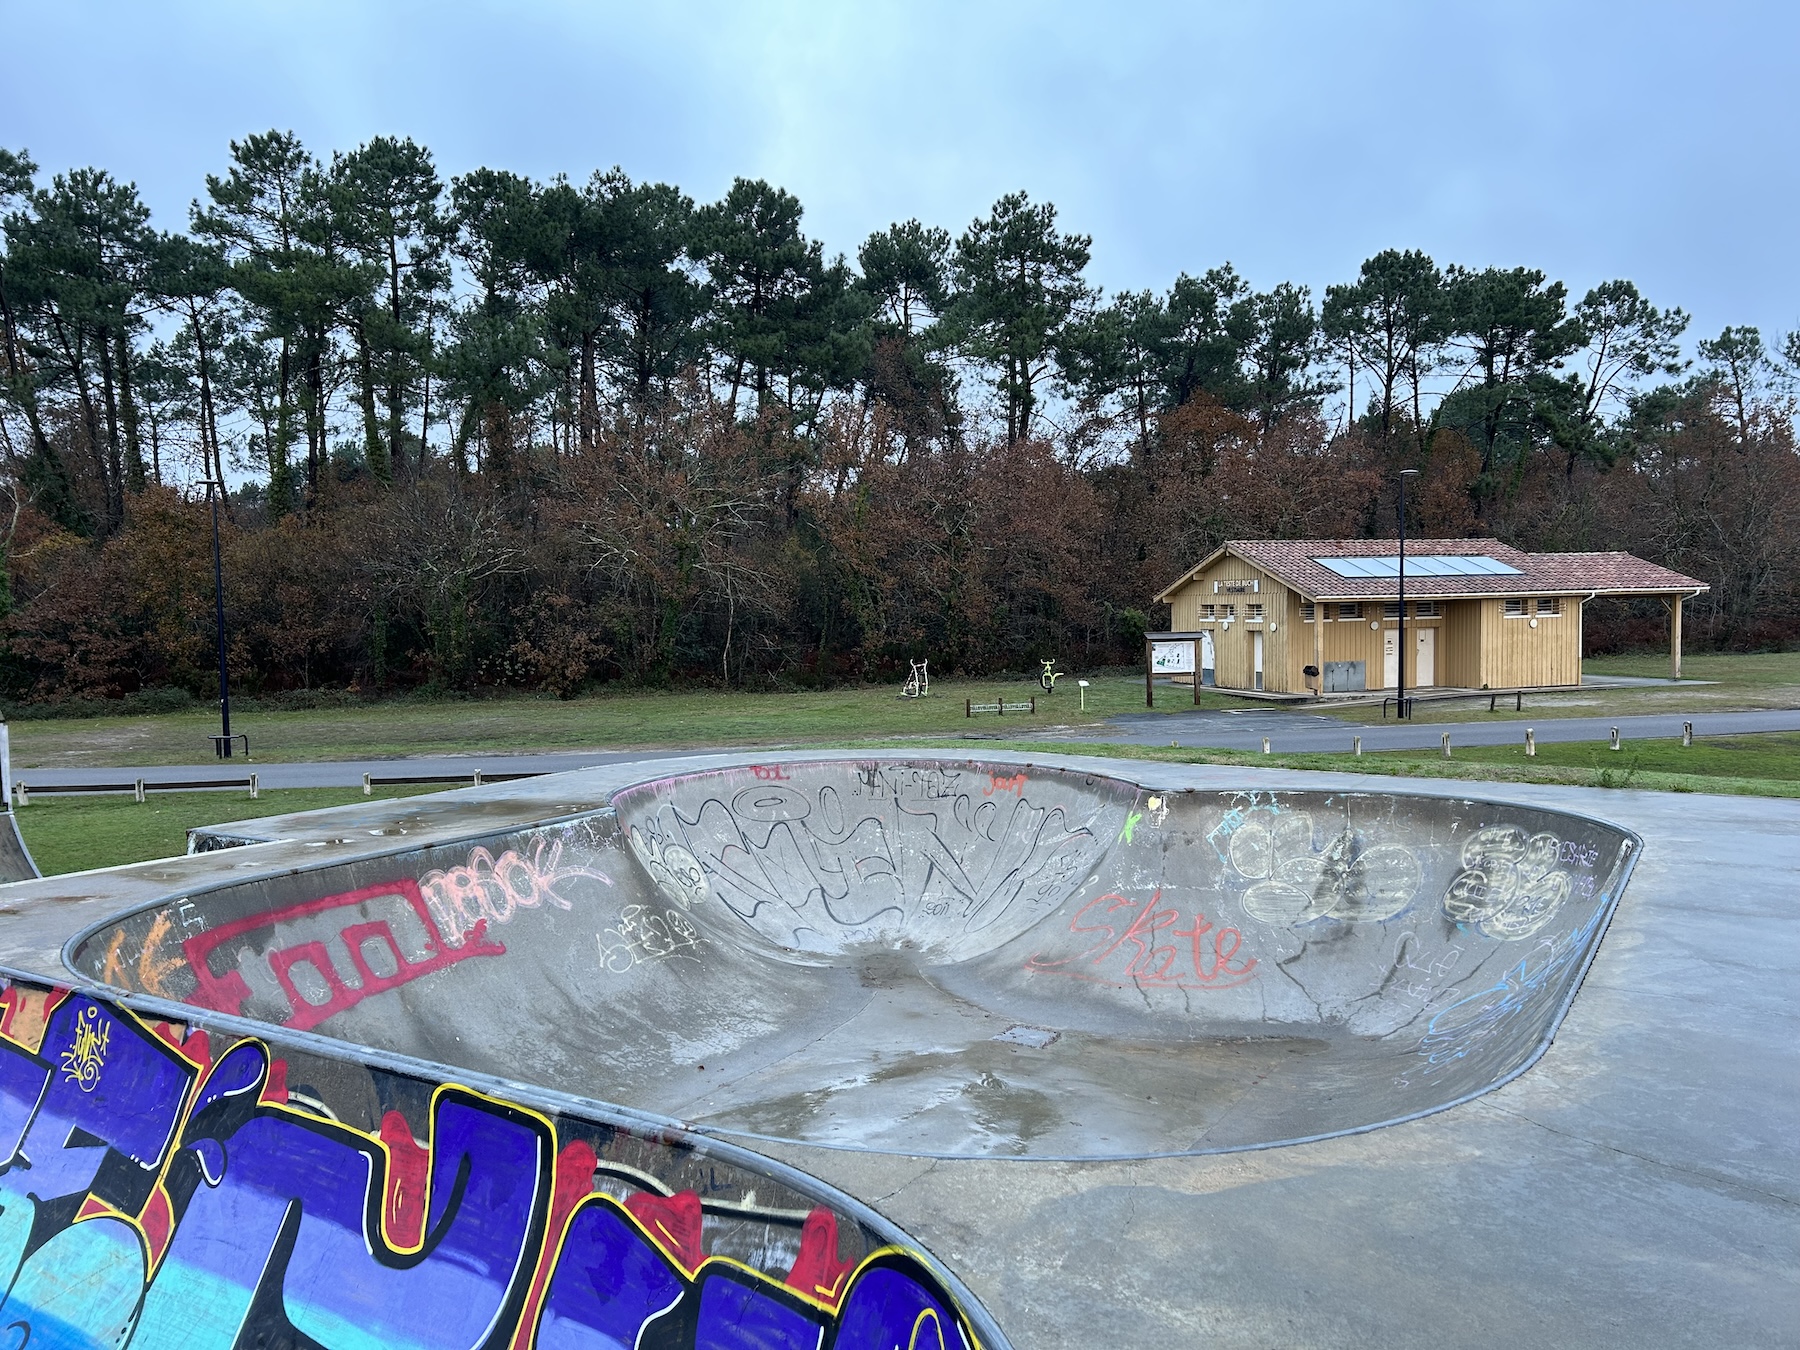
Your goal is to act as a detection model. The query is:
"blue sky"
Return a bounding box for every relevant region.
[5,0,1796,353]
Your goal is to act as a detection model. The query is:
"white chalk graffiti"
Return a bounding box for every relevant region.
[597,903,706,973]
[1222,807,1423,925]
[1443,825,1581,940]
[625,827,710,908]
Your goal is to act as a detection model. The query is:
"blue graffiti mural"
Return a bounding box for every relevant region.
[0,979,985,1350]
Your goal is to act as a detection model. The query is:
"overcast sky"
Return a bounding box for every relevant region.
[4,0,1796,353]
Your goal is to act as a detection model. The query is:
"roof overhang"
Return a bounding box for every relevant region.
[1156,543,1710,605]
[1301,585,1709,603]
[1153,546,1232,604]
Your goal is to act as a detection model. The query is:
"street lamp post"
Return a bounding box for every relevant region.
[207,480,233,757]
[1397,468,1420,719]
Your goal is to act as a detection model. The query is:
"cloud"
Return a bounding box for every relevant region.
[5,0,1797,341]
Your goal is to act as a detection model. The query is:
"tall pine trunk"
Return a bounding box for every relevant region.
[356,320,391,484]
[114,330,146,494]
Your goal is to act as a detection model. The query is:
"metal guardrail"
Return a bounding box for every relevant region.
[17,775,258,805]
[12,768,551,804]
[362,769,547,794]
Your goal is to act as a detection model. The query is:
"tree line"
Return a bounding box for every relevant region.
[0,131,1794,704]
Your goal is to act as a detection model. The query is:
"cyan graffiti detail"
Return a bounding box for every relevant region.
[0,977,983,1350]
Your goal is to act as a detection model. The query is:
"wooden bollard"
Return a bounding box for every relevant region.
[363,772,372,796]
[1262,737,1271,755]
[1441,731,1452,759]
[1525,728,1536,758]
[1683,721,1693,747]
[133,778,145,804]
[1353,736,1362,757]
[249,773,259,800]
[1609,726,1621,751]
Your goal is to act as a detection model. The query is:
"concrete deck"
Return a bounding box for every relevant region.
[0,752,1791,1347]
[751,762,1799,1347]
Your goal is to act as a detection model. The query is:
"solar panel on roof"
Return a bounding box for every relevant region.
[1313,554,1522,579]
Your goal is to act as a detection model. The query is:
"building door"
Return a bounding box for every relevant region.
[1252,632,1265,691]
[1200,631,1216,687]
[1415,628,1436,688]
[1382,630,1399,688]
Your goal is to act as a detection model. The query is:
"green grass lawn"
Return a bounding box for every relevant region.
[13,785,444,876]
[14,728,1800,878]
[1373,729,1800,779]
[904,731,1800,799]
[6,674,1236,770]
[5,650,1797,801]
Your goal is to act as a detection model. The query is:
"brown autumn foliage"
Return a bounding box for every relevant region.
[0,379,1794,704]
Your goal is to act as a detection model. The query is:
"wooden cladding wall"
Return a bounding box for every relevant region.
[1165,553,1586,693]
[1439,600,1484,689]
[1298,610,1444,691]
[1476,599,1582,688]
[1167,558,1295,690]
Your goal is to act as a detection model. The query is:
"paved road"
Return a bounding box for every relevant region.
[1046,706,1800,753]
[12,706,1800,792]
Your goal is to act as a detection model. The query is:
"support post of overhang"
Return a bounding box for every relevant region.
[1145,638,1154,708]
[1670,592,1684,681]
[1312,597,1324,697]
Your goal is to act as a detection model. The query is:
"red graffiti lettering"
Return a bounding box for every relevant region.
[751,764,791,781]
[1026,890,1258,990]
[985,773,1027,796]
[182,880,504,1031]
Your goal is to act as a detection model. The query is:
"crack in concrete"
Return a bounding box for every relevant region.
[869,1156,943,1206]
[1481,1099,1800,1208]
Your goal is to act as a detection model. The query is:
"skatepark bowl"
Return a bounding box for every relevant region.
[1,756,1641,1349]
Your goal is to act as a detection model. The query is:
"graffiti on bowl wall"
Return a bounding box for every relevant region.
[1442,825,1595,940]
[616,762,1132,954]
[1212,804,1425,926]
[0,975,987,1349]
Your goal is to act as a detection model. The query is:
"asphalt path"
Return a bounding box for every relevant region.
[1050,706,1800,753]
[11,707,1800,792]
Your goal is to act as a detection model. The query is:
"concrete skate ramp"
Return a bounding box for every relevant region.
[0,809,37,883]
[70,758,1637,1159]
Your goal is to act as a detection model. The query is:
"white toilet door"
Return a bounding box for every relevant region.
[1252,632,1264,691]
[1382,630,1399,688]
[1416,628,1436,687]
[1200,631,1216,685]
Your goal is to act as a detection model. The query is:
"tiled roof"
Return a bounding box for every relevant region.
[1157,539,1708,601]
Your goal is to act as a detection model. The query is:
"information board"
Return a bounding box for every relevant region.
[1150,640,1197,674]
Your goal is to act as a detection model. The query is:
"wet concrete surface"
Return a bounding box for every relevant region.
[0,751,1790,1347]
[754,765,1800,1348]
[65,759,1635,1161]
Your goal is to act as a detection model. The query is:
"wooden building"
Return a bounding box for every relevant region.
[1147,539,1708,700]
